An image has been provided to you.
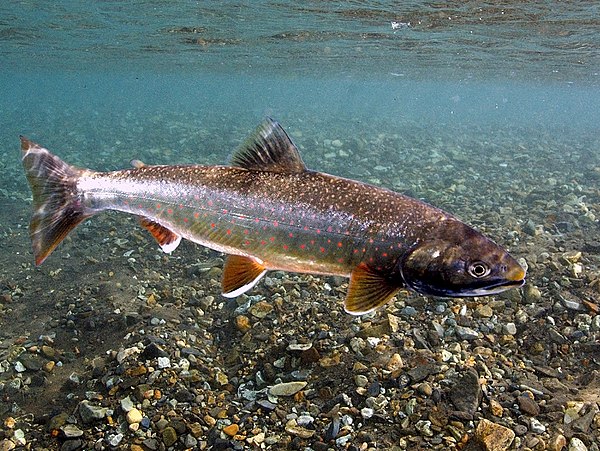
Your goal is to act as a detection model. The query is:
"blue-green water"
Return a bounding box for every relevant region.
[1,2,600,448]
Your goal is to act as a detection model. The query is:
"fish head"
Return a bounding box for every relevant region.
[398,222,526,297]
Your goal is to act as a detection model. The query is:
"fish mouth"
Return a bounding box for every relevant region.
[468,277,526,296]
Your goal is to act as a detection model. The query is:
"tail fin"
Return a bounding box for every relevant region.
[20,136,91,265]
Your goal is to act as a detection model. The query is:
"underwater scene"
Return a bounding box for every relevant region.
[1,1,599,450]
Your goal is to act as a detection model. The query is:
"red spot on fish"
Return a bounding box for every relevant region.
[222,209,228,214]
[273,220,279,227]
[338,242,343,247]
[320,247,325,253]
[283,244,288,250]
[338,258,344,263]
[244,229,249,235]
[167,208,173,215]
[211,223,216,228]
[382,252,388,257]
[353,249,359,254]
[316,229,321,234]
[304,226,309,231]
[261,240,267,245]
[194,212,200,219]
[300,244,306,250]
[183,218,189,223]
[179,204,184,209]
[156,203,161,209]
[226,229,232,235]
[208,200,213,207]
[327,226,333,232]
[289,232,294,238]
[244,240,250,245]
[269,237,275,242]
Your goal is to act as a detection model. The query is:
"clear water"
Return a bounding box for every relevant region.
[1,2,599,255]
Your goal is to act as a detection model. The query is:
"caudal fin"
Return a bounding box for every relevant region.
[20,136,91,265]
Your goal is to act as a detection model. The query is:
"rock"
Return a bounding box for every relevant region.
[18,354,42,371]
[449,369,481,416]
[518,395,540,416]
[126,408,143,424]
[550,434,567,451]
[248,301,273,318]
[285,419,315,439]
[504,323,518,335]
[0,440,15,451]
[490,399,504,417]
[78,401,108,423]
[162,427,178,447]
[235,315,251,333]
[60,425,84,438]
[385,353,403,375]
[269,381,307,397]
[455,325,480,340]
[120,396,135,412]
[157,356,171,368]
[354,374,368,387]
[568,438,588,451]
[223,424,239,436]
[474,418,515,451]
[529,417,546,433]
[476,304,494,318]
[139,342,168,360]
[107,433,123,447]
[47,412,69,431]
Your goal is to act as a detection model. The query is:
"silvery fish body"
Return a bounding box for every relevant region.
[20,119,525,314]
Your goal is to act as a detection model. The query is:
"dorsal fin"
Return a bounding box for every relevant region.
[231,118,307,173]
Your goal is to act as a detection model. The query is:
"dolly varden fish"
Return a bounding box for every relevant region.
[20,118,525,314]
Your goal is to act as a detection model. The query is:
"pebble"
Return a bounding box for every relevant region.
[235,315,251,333]
[248,301,273,318]
[285,419,315,439]
[518,395,540,416]
[455,325,480,340]
[449,369,481,416]
[60,424,84,438]
[120,396,134,412]
[157,356,171,368]
[529,417,546,433]
[269,381,307,397]
[107,433,123,447]
[354,374,368,387]
[126,408,143,424]
[504,322,518,335]
[0,440,15,451]
[476,304,494,318]
[223,423,239,436]
[78,400,108,423]
[568,438,588,451]
[162,427,178,447]
[474,418,515,450]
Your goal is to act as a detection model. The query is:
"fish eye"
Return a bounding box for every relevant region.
[468,261,491,278]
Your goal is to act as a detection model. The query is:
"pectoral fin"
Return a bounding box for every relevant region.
[345,264,400,315]
[222,255,268,298]
[139,218,181,254]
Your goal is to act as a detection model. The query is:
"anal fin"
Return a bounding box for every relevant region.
[345,263,401,315]
[139,218,181,254]
[222,255,268,298]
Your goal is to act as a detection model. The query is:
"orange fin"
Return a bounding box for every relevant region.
[345,264,401,315]
[139,218,181,253]
[222,255,268,298]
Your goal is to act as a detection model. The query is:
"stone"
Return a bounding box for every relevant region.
[529,417,546,433]
[285,419,315,439]
[235,315,251,333]
[47,412,69,431]
[223,423,239,436]
[120,396,135,412]
[568,438,588,451]
[60,439,83,451]
[490,399,504,417]
[475,418,515,451]
[78,401,108,424]
[518,395,540,416]
[385,353,404,375]
[449,369,481,416]
[269,381,307,397]
[476,304,494,318]
[0,440,15,451]
[60,424,84,438]
[107,433,123,447]
[455,325,479,340]
[355,374,368,387]
[248,301,273,318]
[126,408,143,424]
[162,427,178,447]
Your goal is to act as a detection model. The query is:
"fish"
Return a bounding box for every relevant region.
[20,118,526,315]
